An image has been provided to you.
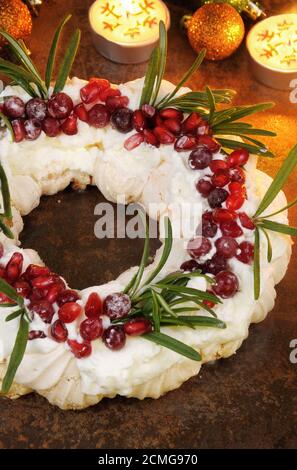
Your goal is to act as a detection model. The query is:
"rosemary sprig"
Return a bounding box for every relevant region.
[0,161,13,239]
[45,14,71,90]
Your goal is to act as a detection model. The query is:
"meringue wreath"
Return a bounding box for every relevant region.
[0,18,296,409]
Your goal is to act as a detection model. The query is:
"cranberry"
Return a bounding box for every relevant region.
[13,280,31,298]
[88,104,110,128]
[110,107,133,133]
[207,188,228,208]
[106,95,129,113]
[68,339,92,358]
[198,135,220,153]
[159,108,183,121]
[3,96,25,118]
[48,92,73,119]
[74,103,88,122]
[124,132,144,151]
[103,293,131,320]
[144,129,159,147]
[29,330,46,340]
[5,252,23,283]
[215,237,238,259]
[133,110,147,132]
[85,292,102,318]
[204,253,227,275]
[230,167,245,184]
[182,112,201,134]
[80,318,103,341]
[99,87,119,102]
[51,319,68,342]
[211,170,230,188]
[228,148,249,167]
[58,302,83,323]
[80,81,102,104]
[42,117,61,137]
[209,160,228,172]
[236,241,254,264]
[212,208,237,223]
[174,135,198,152]
[11,119,26,142]
[226,193,245,211]
[153,126,175,144]
[163,118,181,135]
[24,119,42,140]
[212,270,239,298]
[103,325,126,350]
[202,217,218,238]
[124,317,152,336]
[30,300,54,323]
[220,220,243,238]
[189,147,212,170]
[196,178,213,197]
[238,212,255,230]
[141,104,156,118]
[180,259,200,272]
[61,115,78,135]
[187,237,212,259]
[25,98,47,120]
[197,120,210,136]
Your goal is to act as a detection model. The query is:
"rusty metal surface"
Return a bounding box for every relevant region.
[0,0,296,449]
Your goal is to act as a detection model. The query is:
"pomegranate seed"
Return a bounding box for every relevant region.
[141,104,156,118]
[30,300,54,323]
[154,113,164,127]
[88,104,110,128]
[182,112,201,134]
[0,292,14,304]
[226,193,245,211]
[212,208,237,223]
[103,293,131,320]
[29,287,47,302]
[204,254,227,275]
[228,181,245,194]
[31,274,56,289]
[211,170,230,188]
[80,81,101,104]
[103,325,126,350]
[212,270,239,298]
[203,298,215,309]
[197,120,210,136]
[196,178,214,197]
[124,317,152,336]
[5,252,23,283]
[159,108,183,121]
[236,242,254,264]
[153,126,175,144]
[187,237,212,259]
[228,148,249,168]
[215,237,238,259]
[42,117,61,137]
[163,118,181,135]
[202,217,218,238]
[111,107,133,133]
[13,280,31,298]
[198,135,220,153]
[144,129,159,147]
[133,110,147,132]
[106,95,129,113]
[24,119,42,140]
[3,96,25,118]
[11,119,26,142]
[80,318,103,341]
[238,212,255,230]
[58,302,83,323]
[180,259,200,272]
[74,103,88,122]
[174,135,198,152]
[24,264,50,280]
[230,167,245,183]
[25,98,47,120]
[29,330,46,340]
[207,188,228,208]
[124,132,144,151]
[51,319,68,342]
[220,220,243,238]
[61,115,78,135]
[85,292,102,318]
[47,92,73,119]
[89,77,110,89]
[209,160,228,172]
[68,339,92,358]
[99,87,120,102]
[45,283,65,304]
[57,289,80,306]
[189,147,212,169]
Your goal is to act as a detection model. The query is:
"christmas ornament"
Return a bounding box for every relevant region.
[186,4,245,61]
[200,1,266,20]
[22,0,43,17]
[0,0,32,48]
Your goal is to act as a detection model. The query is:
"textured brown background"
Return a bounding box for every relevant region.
[0,0,297,449]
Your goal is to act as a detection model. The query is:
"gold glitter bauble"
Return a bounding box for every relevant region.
[187,4,245,61]
[0,0,32,48]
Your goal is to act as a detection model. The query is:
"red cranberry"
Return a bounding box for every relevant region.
[68,339,92,358]
[30,300,54,323]
[88,104,110,128]
[42,117,61,137]
[228,148,249,167]
[74,103,88,122]
[236,241,254,264]
[209,160,228,172]
[141,104,156,118]
[212,208,237,223]
[133,110,147,132]
[204,253,227,275]
[24,119,42,140]
[80,81,102,104]
[144,129,159,147]
[80,318,103,341]
[5,252,23,283]
[103,293,131,320]
[58,302,82,323]
[11,119,26,142]
[99,87,120,102]
[212,270,239,298]
[159,108,183,121]
[187,237,212,259]
[106,95,129,113]
[180,259,200,272]
[238,212,255,230]
[103,325,126,350]
[153,126,175,144]
[163,118,181,135]
[3,96,25,118]
[201,217,218,238]
[13,280,31,298]
[207,188,228,208]
[110,107,134,133]
[51,319,68,342]
[85,292,102,318]
[124,132,144,151]
[182,112,201,134]
[220,220,243,238]
[29,330,46,340]
[189,147,212,170]
[230,167,245,184]
[25,98,47,120]
[215,237,238,259]
[47,92,73,119]
[197,119,210,136]
[124,317,152,336]
[198,135,220,153]
[174,135,198,152]
[211,170,230,188]
[61,115,78,135]
[196,178,214,197]
[226,193,245,211]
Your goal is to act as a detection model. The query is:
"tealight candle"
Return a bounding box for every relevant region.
[246,13,297,90]
[89,0,170,64]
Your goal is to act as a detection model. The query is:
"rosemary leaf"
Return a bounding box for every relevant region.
[139,47,159,107]
[144,331,201,362]
[155,292,178,318]
[216,138,274,158]
[160,316,226,329]
[254,227,260,300]
[143,216,172,286]
[257,197,297,220]
[153,284,221,303]
[5,309,24,322]
[53,29,81,94]
[257,220,297,237]
[151,21,167,105]
[0,162,12,219]
[205,86,216,124]
[151,289,160,332]
[0,278,24,305]
[0,218,14,239]
[259,227,272,262]
[130,213,150,297]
